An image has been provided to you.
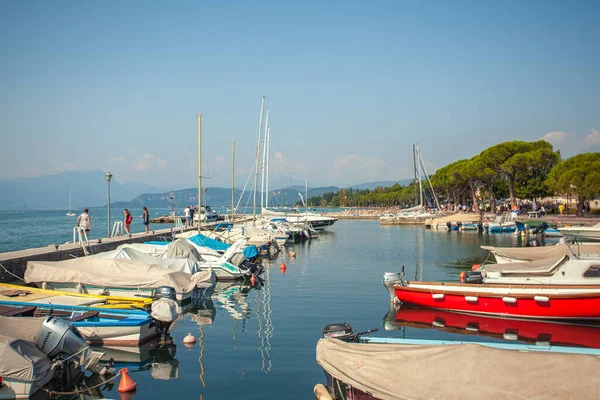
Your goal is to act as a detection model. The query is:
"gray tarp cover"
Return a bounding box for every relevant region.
[165,240,204,262]
[316,338,600,400]
[25,258,215,291]
[481,243,600,262]
[482,255,568,273]
[0,334,53,383]
[92,246,200,274]
[0,316,45,343]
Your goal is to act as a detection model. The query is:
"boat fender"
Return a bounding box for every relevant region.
[465,296,478,303]
[503,332,518,341]
[502,296,517,304]
[471,264,482,271]
[534,296,550,303]
[432,293,445,300]
[76,283,84,294]
[465,323,479,332]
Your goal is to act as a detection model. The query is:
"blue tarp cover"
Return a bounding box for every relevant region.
[243,245,258,259]
[187,234,230,251]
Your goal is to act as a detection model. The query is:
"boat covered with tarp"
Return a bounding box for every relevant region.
[316,338,600,400]
[25,258,216,303]
[91,246,201,274]
[481,242,600,263]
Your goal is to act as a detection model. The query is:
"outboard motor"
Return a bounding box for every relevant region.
[153,286,177,301]
[382,272,403,303]
[322,323,355,342]
[526,238,540,247]
[36,316,103,373]
[459,270,484,284]
[151,298,179,336]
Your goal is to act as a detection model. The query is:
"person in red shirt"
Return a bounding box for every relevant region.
[123,209,133,237]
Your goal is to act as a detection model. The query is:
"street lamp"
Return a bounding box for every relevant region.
[106,172,112,237]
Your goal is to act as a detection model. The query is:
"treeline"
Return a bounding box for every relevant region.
[296,140,600,217]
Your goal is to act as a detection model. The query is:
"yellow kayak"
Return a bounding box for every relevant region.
[0,282,152,309]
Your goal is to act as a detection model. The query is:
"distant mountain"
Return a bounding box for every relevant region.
[0,170,167,211]
[346,180,412,190]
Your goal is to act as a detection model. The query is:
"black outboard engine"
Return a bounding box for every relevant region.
[153,286,177,301]
[460,270,484,284]
[477,221,484,232]
[526,238,540,247]
[322,323,356,342]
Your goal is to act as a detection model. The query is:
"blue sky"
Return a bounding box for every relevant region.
[1,0,599,189]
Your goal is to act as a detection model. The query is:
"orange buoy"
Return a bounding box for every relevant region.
[183,333,196,345]
[119,391,136,400]
[459,271,467,283]
[471,264,482,271]
[118,368,137,393]
[250,273,256,286]
[280,261,287,275]
[289,251,296,259]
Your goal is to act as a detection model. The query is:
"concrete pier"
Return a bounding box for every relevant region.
[0,227,192,283]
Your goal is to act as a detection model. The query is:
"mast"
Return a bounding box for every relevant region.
[417,144,423,209]
[197,113,202,233]
[260,111,269,212]
[412,144,418,206]
[69,186,72,211]
[253,97,265,222]
[265,127,271,208]
[305,178,308,215]
[231,140,235,222]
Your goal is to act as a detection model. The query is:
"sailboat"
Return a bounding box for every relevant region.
[66,186,75,216]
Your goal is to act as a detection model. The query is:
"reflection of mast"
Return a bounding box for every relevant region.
[198,325,206,388]
[257,267,273,373]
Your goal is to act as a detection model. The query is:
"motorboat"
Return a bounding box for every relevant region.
[559,222,600,242]
[0,316,104,399]
[485,213,517,233]
[317,324,600,400]
[0,282,154,309]
[193,205,219,224]
[391,306,600,348]
[0,303,162,346]
[261,207,337,231]
[481,241,600,263]
[24,258,216,304]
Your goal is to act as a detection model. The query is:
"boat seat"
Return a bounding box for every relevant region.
[68,311,99,322]
[0,305,36,317]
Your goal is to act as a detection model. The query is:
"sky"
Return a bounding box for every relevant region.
[1,0,599,190]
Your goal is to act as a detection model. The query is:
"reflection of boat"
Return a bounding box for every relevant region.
[392,306,600,348]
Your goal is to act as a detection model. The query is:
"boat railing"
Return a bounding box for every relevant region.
[174,217,185,232]
[72,226,90,256]
[111,221,123,237]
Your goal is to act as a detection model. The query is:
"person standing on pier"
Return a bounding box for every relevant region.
[142,206,150,233]
[184,206,190,228]
[189,205,195,227]
[76,208,92,233]
[123,209,132,237]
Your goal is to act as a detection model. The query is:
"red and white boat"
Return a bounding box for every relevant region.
[394,281,600,320]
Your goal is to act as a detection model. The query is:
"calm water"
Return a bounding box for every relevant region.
[2,217,595,399]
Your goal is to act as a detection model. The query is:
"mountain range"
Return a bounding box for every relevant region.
[0,171,411,210]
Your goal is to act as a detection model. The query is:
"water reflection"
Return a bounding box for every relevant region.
[384,304,600,349]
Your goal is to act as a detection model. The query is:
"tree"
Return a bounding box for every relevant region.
[546,153,600,217]
[479,140,559,208]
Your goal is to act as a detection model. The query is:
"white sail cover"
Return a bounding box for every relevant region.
[0,334,54,383]
[316,338,600,400]
[91,246,200,274]
[25,258,215,292]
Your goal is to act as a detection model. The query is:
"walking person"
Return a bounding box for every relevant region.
[141,206,150,234]
[123,209,132,237]
[184,206,190,228]
[189,205,195,227]
[76,208,92,234]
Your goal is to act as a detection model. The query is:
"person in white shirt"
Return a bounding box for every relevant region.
[184,206,190,228]
[76,208,92,232]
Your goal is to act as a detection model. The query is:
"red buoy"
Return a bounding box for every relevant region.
[118,368,137,393]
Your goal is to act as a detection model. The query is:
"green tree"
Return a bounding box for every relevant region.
[546,153,600,217]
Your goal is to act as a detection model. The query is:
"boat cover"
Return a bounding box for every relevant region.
[483,255,568,274]
[316,338,600,400]
[0,316,45,342]
[482,243,600,262]
[92,246,201,274]
[0,334,53,383]
[164,240,204,262]
[188,234,230,251]
[429,213,480,228]
[25,258,215,291]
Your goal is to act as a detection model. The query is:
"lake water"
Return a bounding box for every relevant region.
[2,216,597,399]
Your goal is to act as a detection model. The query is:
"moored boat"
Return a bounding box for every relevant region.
[558,222,600,242]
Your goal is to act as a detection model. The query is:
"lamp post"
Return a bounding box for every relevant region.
[106,172,112,237]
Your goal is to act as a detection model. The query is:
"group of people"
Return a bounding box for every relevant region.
[183,205,196,228]
[76,206,151,237]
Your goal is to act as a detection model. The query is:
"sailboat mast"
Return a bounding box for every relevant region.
[305,178,308,215]
[198,113,202,233]
[232,140,235,222]
[69,186,72,211]
[260,111,269,212]
[417,144,423,209]
[412,144,418,206]
[265,127,271,209]
[253,97,265,222]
